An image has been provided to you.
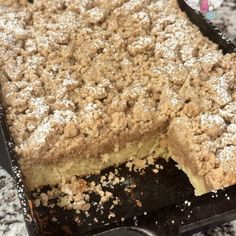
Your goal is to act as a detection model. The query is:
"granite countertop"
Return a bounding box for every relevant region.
[0,0,236,235]
[0,168,28,236]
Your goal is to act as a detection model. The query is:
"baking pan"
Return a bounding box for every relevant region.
[1,0,236,235]
[0,106,39,235]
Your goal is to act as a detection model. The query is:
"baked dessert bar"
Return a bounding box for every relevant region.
[0,0,236,195]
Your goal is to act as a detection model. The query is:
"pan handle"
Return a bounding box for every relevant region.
[95,227,157,236]
[179,209,236,236]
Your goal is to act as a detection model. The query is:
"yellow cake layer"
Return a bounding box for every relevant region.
[24,135,168,189]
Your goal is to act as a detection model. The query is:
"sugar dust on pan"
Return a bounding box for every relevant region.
[184,0,224,20]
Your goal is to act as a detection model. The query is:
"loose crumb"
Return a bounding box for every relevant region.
[108,212,116,219]
[51,217,58,222]
[135,199,142,208]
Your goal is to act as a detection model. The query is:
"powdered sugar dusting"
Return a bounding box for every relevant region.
[209,76,232,106]
[80,103,101,120]
[217,146,236,161]
[18,110,76,158]
[28,97,49,119]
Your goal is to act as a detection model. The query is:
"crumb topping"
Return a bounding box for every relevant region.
[0,0,236,192]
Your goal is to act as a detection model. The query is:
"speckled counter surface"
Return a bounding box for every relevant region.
[212,0,236,44]
[0,167,28,236]
[0,0,236,236]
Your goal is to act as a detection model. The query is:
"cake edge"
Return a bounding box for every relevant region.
[21,134,168,190]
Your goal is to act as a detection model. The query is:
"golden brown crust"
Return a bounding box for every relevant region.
[0,0,236,192]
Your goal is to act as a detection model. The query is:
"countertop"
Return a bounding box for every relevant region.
[0,0,236,235]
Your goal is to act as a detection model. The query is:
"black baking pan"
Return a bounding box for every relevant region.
[1,0,236,235]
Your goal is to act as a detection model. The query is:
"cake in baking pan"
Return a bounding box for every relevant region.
[0,0,235,195]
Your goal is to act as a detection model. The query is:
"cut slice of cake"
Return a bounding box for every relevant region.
[0,0,235,195]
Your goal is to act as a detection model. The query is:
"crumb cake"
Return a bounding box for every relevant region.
[0,0,236,195]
